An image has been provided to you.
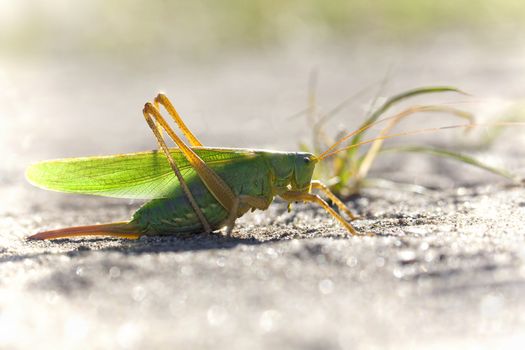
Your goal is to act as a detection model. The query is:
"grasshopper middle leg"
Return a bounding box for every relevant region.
[225,195,271,235]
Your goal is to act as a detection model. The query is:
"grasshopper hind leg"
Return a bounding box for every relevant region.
[28,222,141,240]
[153,93,203,147]
[143,96,242,235]
[143,103,212,233]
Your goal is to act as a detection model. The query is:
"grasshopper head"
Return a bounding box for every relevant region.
[292,153,318,192]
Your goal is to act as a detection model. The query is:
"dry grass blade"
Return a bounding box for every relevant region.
[348,86,467,150]
[355,105,474,181]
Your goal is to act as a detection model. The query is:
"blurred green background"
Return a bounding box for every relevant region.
[2,0,525,58]
[2,0,525,186]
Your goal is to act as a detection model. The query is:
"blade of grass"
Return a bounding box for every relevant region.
[378,145,518,182]
[356,105,474,181]
[347,86,468,154]
[321,87,468,159]
[333,87,468,187]
[480,107,525,146]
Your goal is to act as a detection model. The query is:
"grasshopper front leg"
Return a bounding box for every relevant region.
[280,191,359,235]
[310,180,359,220]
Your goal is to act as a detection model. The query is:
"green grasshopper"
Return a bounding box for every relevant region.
[27,93,362,240]
[27,93,520,240]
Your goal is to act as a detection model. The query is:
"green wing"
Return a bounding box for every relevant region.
[26,148,255,199]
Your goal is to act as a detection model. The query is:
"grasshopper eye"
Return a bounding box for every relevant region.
[303,157,311,164]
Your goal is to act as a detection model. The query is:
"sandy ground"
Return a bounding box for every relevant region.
[2,41,525,349]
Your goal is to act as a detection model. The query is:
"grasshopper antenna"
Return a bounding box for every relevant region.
[319,121,525,160]
[318,104,474,159]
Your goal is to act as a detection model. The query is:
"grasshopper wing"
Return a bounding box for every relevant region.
[26,148,250,199]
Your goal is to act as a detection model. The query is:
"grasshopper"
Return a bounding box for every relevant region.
[27,93,361,240]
